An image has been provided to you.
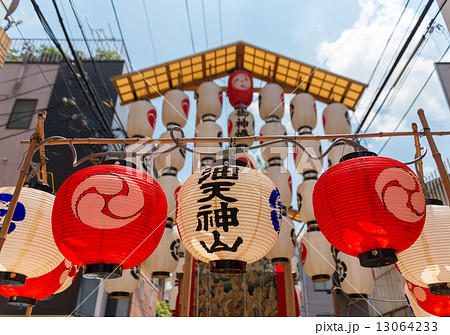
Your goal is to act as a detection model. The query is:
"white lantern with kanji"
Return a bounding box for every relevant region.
[104,267,140,299]
[297,177,317,228]
[300,229,334,282]
[154,128,186,175]
[260,118,288,164]
[228,108,255,147]
[335,249,374,300]
[162,89,190,128]
[259,83,284,121]
[322,103,351,140]
[143,226,180,278]
[263,164,292,211]
[397,200,450,295]
[327,143,355,168]
[293,139,323,177]
[157,173,183,224]
[265,216,296,265]
[290,93,317,133]
[177,162,283,273]
[196,81,223,120]
[127,100,157,138]
[0,185,64,286]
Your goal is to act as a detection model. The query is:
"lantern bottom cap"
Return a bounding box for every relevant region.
[8,296,36,307]
[152,271,170,279]
[83,264,123,279]
[358,248,397,268]
[349,293,368,300]
[428,283,450,296]
[312,274,330,282]
[110,292,130,299]
[271,257,290,266]
[210,260,246,274]
[176,273,183,279]
[0,271,27,286]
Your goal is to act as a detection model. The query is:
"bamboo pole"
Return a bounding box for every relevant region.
[283,261,296,317]
[417,109,450,203]
[25,306,33,317]
[179,252,193,317]
[37,113,47,185]
[411,123,424,181]
[20,131,450,147]
[0,111,47,253]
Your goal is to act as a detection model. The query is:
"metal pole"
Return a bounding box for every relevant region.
[0,111,47,253]
[417,109,450,203]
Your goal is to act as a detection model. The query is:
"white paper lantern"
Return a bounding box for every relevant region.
[259,83,284,121]
[322,103,351,140]
[295,284,303,310]
[327,143,355,168]
[127,100,157,138]
[293,138,323,176]
[335,249,374,300]
[228,108,255,147]
[235,151,257,169]
[260,118,288,163]
[196,115,223,166]
[0,186,64,285]
[168,284,179,312]
[300,229,335,282]
[292,256,299,281]
[154,128,186,175]
[104,267,139,299]
[196,81,223,120]
[162,89,190,128]
[290,93,317,133]
[174,256,185,279]
[404,284,433,317]
[266,216,295,265]
[263,164,292,210]
[143,226,180,278]
[177,162,283,273]
[157,173,183,224]
[297,177,317,227]
[397,201,450,295]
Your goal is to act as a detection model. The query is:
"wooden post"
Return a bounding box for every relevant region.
[25,306,33,317]
[37,113,48,185]
[283,261,296,317]
[179,251,193,316]
[0,111,47,253]
[417,109,450,202]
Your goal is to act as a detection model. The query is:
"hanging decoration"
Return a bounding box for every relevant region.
[104,267,140,299]
[292,256,299,281]
[156,172,183,225]
[54,260,79,295]
[332,247,374,300]
[126,100,157,138]
[228,108,255,147]
[266,216,296,265]
[168,283,179,313]
[227,69,253,109]
[259,82,284,121]
[196,114,223,167]
[322,102,351,139]
[313,153,426,267]
[297,176,317,229]
[405,279,450,317]
[327,143,354,168]
[143,225,180,279]
[177,160,282,273]
[397,199,450,295]
[290,93,316,134]
[0,184,63,286]
[260,117,288,165]
[52,164,167,279]
[263,164,292,212]
[0,259,77,307]
[162,89,190,128]
[404,283,433,317]
[299,229,335,282]
[195,81,223,120]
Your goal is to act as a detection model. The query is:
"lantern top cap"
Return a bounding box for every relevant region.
[23,182,53,194]
[426,198,444,206]
[341,151,377,162]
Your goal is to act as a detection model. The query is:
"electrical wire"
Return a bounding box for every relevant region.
[142,0,158,63]
[110,0,132,71]
[218,0,223,45]
[185,0,196,53]
[201,0,209,49]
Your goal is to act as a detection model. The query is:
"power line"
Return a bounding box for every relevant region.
[201,0,209,49]
[110,0,132,71]
[378,42,450,154]
[218,0,223,45]
[142,0,158,64]
[185,0,196,53]
[356,0,435,133]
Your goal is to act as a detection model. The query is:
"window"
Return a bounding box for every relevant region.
[313,279,332,292]
[7,99,37,129]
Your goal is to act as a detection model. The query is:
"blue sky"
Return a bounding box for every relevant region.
[5,0,450,212]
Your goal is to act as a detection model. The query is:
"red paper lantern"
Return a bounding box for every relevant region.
[406,279,450,317]
[227,70,253,108]
[313,152,426,267]
[52,165,167,279]
[0,259,77,307]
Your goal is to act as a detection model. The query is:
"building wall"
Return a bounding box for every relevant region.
[0,62,59,186]
[128,275,164,317]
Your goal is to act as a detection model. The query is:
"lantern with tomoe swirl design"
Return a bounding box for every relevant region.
[176,161,283,274]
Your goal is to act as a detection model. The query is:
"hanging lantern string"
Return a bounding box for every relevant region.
[29,126,429,169]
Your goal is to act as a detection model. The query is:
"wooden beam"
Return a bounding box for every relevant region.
[283,261,296,317]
